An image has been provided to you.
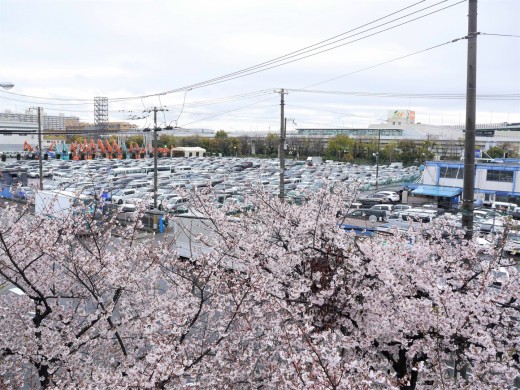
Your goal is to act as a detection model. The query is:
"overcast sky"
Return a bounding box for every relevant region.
[0,0,519,133]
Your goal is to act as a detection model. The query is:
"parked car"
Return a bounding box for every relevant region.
[153,195,188,212]
[358,193,391,206]
[393,204,412,212]
[345,208,387,222]
[375,191,400,202]
[111,188,139,204]
[370,204,394,216]
[502,232,520,255]
[511,207,520,220]
[398,208,439,223]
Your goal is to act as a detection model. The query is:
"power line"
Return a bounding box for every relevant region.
[295,35,468,89]
[479,32,520,38]
[179,98,278,127]
[112,0,464,99]
[286,104,377,118]
[287,88,520,100]
[0,0,462,103]
[0,89,274,116]
[0,94,94,106]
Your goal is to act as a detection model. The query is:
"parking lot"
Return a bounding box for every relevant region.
[6,155,517,252]
[0,155,419,208]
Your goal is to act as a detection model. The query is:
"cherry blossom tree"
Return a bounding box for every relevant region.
[0,185,518,389]
[184,185,519,389]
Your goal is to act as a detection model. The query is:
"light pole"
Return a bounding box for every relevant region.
[234,146,237,157]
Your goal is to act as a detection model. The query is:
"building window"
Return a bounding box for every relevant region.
[440,167,463,179]
[486,169,513,182]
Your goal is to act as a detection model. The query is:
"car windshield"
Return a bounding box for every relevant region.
[507,233,520,242]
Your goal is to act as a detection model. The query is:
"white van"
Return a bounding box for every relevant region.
[370,204,395,216]
[174,166,192,172]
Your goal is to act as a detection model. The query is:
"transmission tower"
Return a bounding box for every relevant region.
[94,96,109,138]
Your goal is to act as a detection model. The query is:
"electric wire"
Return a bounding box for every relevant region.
[0,89,274,115]
[0,94,95,106]
[158,95,167,124]
[0,0,461,103]
[479,32,520,38]
[287,89,520,100]
[173,89,191,127]
[286,104,375,118]
[110,0,464,100]
[295,35,467,90]
[3,3,513,130]
[178,98,278,127]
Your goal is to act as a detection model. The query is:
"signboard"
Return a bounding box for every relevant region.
[475,149,482,158]
[388,110,416,124]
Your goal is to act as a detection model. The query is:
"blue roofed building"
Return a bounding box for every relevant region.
[416,159,520,207]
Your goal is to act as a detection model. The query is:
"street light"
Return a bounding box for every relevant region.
[373,152,380,191]
[234,146,237,157]
[0,82,14,90]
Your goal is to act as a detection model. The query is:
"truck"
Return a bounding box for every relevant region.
[306,156,323,166]
[172,212,245,271]
[35,190,94,220]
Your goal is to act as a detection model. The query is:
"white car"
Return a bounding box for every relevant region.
[375,191,400,202]
[111,188,138,204]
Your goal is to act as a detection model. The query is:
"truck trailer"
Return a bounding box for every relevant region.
[34,190,93,220]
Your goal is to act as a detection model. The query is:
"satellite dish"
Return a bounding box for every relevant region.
[368,215,378,223]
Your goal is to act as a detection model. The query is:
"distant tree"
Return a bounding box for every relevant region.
[68,135,84,144]
[325,135,355,161]
[215,130,229,139]
[238,136,250,156]
[159,134,176,148]
[381,141,400,163]
[486,144,518,158]
[125,135,144,147]
[179,136,202,147]
[397,139,419,165]
[264,133,279,157]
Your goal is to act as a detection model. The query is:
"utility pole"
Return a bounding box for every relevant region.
[29,107,43,190]
[37,107,43,190]
[144,107,168,209]
[462,0,478,236]
[375,128,381,191]
[278,89,287,201]
[153,108,158,210]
